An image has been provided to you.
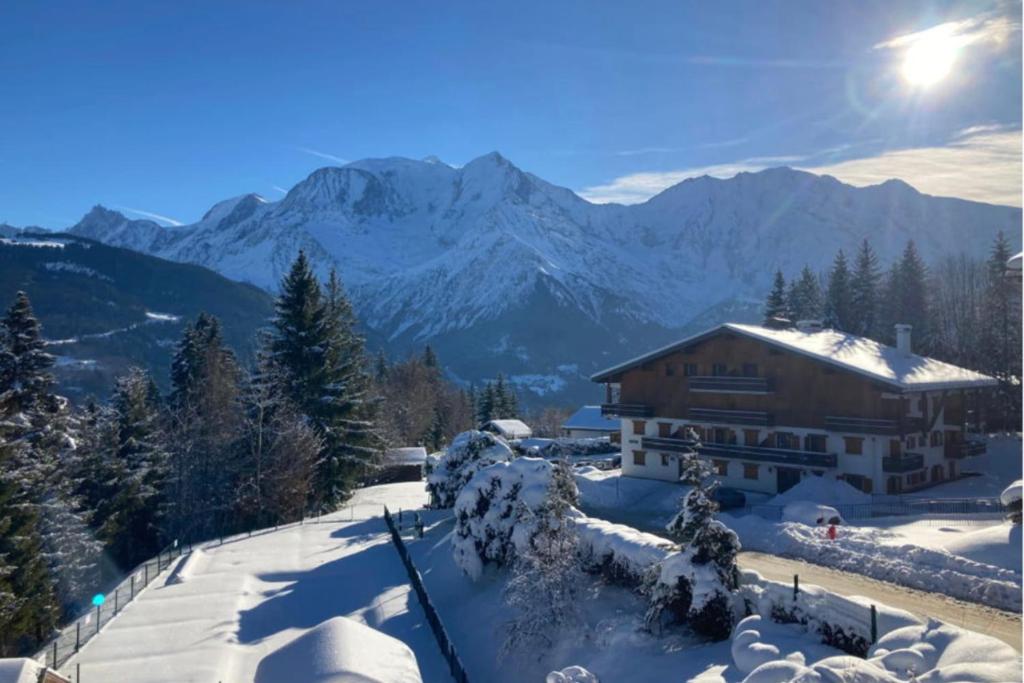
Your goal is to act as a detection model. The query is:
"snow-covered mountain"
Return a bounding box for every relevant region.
[66,154,1021,404]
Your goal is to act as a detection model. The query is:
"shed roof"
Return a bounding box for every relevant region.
[562,405,618,432]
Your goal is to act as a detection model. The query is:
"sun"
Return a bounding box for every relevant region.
[901,34,959,87]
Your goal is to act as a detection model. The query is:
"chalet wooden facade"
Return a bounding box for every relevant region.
[591,322,997,495]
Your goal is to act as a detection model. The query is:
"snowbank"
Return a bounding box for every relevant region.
[769,476,870,506]
[725,514,1022,611]
[253,617,422,683]
[574,515,674,584]
[1000,479,1021,506]
[733,614,1022,682]
[781,501,842,526]
[165,549,206,585]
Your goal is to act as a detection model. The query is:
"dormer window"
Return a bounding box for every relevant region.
[712,363,727,376]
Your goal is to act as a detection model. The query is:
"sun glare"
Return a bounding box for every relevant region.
[901,34,959,87]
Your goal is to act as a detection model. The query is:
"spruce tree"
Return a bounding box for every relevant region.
[849,239,880,338]
[823,249,853,331]
[979,232,1022,427]
[881,241,931,351]
[475,383,495,426]
[786,266,823,321]
[763,270,788,323]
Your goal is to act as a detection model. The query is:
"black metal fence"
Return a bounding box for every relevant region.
[34,504,368,677]
[383,506,469,683]
[748,496,1006,524]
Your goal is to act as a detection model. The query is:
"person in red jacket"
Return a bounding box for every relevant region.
[827,523,837,541]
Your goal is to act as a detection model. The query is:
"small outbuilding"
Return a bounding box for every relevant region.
[482,419,532,440]
[0,659,69,683]
[378,447,428,483]
[561,405,620,441]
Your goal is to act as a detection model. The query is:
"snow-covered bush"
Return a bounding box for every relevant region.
[426,430,514,509]
[651,449,741,640]
[546,666,599,683]
[452,456,577,579]
[574,516,673,586]
[1001,480,1021,524]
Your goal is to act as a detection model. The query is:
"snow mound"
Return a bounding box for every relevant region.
[253,617,422,683]
[546,665,599,683]
[574,515,674,582]
[0,658,43,683]
[1000,480,1021,506]
[770,476,870,506]
[166,549,205,585]
[782,501,842,526]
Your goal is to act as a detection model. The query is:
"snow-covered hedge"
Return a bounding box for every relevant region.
[452,457,571,579]
[739,568,919,657]
[426,430,514,509]
[574,516,674,585]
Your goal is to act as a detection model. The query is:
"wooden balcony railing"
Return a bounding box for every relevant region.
[697,442,837,468]
[641,436,698,454]
[688,407,773,426]
[600,403,654,418]
[882,452,925,473]
[688,376,773,394]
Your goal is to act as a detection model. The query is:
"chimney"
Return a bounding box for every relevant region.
[895,324,912,355]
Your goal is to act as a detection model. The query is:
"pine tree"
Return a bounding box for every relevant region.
[475,383,495,426]
[763,270,788,323]
[849,239,880,338]
[786,266,822,322]
[373,350,389,383]
[100,368,168,568]
[880,241,932,351]
[979,232,1022,427]
[823,249,853,331]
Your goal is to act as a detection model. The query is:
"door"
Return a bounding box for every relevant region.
[776,467,801,494]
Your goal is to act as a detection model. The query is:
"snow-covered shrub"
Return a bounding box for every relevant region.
[502,478,584,657]
[1001,480,1021,524]
[426,430,514,509]
[546,666,599,683]
[452,457,577,579]
[651,450,741,640]
[574,516,673,586]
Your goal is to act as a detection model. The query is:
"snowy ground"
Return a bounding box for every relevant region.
[60,483,448,683]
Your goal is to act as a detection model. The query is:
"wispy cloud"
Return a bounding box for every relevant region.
[874,14,1019,52]
[578,126,1022,207]
[801,126,1022,207]
[271,185,290,195]
[292,146,348,165]
[578,155,808,204]
[116,206,183,226]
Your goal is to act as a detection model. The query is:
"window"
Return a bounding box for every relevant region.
[930,431,943,447]
[660,453,670,467]
[889,439,902,457]
[713,460,728,476]
[632,420,646,436]
[658,422,671,437]
[742,363,758,377]
[683,363,698,376]
[713,427,734,445]
[664,363,674,376]
[843,437,864,455]
[712,363,728,376]
[633,450,646,466]
[775,432,798,450]
[804,434,827,453]
[743,463,759,480]
[744,429,760,447]
[906,435,916,449]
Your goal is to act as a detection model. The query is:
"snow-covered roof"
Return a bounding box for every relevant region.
[483,419,532,439]
[562,405,618,432]
[1000,480,1021,506]
[0,659,43,683]
[384,447,428,465]
[592,322,998,392]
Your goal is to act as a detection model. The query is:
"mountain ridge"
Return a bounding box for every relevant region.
[58,154,1022,404]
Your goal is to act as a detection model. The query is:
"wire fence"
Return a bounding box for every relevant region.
[747,497,1007,525]
[383,505,469,683]
[34,503,373,677]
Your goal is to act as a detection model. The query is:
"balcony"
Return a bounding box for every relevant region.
[688,407,773,426]
[641,435,698,454]
[825,416,899,435]
[600,403,654,418]
[882,452,925,473]
[697,442,837,468]
[689,376,773,394]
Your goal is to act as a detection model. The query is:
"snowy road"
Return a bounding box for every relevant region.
[738,551,1022,652]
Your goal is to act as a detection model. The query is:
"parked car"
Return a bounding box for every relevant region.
[782,501,843,526]
[713,487,746,510]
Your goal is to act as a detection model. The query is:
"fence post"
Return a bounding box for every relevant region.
[77,662,80,683]
[130,575,135,600]
[114,588,119,615]
[145,562,149,585]
[95,605,100,635]
[870,604,878,644]
[76,620,81,651]
[793,574,799,600]
[52,640,57,668]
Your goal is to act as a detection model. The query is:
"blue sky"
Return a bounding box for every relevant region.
[0,0,1020,228]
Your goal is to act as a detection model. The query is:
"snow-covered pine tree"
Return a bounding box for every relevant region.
[763,270,788,323]
[884,241,932,351]
[849,239,880,338]
[166,313,245,540]
[475,383,495,426]
[979,232,1022,428]
[99,368,168,568]
[786,266,822,322]
[823,249,853,332]
[491,373,519,419]
[501,475,584,659]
